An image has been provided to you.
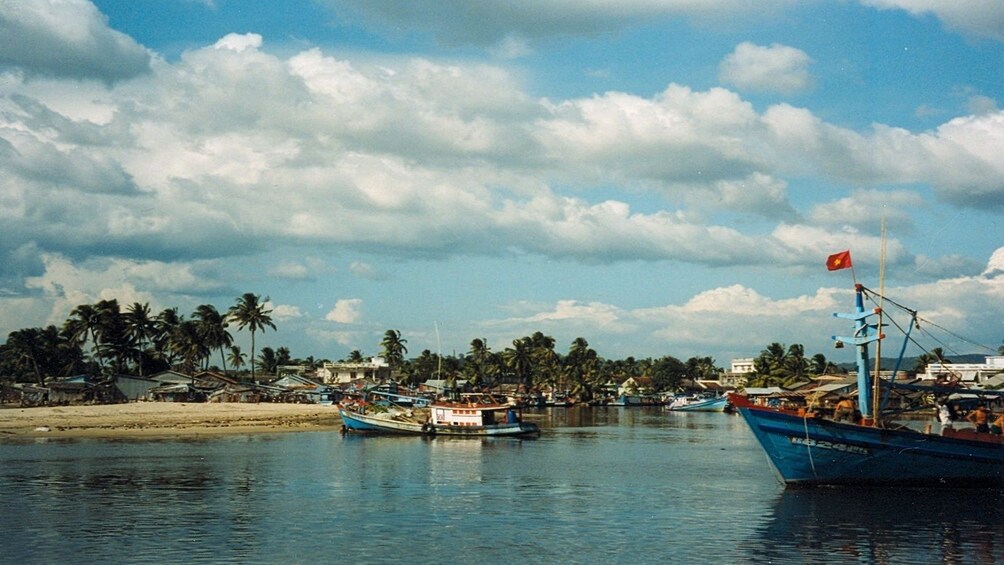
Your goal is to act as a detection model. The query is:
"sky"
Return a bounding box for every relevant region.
[1,0,1002,367]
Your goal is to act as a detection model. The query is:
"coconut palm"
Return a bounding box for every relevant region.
[257,346,278,376]
[169,320,210,377]
[379,330,408,374]
[227,345,246,374]
[347,349,365,363]
[194,304,232,372]
[64,303,102,364]
[93,299,131,374]
[154,308,183,366]
[503,338,534,387]
[227,293,276,382]
[124,302,156,376]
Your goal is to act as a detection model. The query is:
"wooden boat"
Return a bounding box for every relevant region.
[733,278,1004,487]
[666,394,728,412]
[339,393,540,437]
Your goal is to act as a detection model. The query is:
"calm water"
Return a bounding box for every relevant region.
[2,407,1003,564]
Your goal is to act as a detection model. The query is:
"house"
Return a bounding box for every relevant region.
[149,370,195,385]
[272,374,338,404]
[920,356,1004,384]
[113,374,163,401]
[618,376,654,396]
[150,383,205,402]
[47,375,98,405]
[320,358,392,385]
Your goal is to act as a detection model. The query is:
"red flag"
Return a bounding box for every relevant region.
[826,250,852,271]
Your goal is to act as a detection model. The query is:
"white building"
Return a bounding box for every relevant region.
[319,357,391,385]
[920,356,1004,384]
[731,358,756,374]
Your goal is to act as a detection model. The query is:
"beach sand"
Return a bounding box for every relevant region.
[0,402,343,440]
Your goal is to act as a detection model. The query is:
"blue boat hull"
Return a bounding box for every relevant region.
[667,396,728,412]
[738,405,1004,487]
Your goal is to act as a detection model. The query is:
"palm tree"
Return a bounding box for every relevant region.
[227,345,246,374]
[194,304,232,373]
[169,320,210,377]
[227,293,276,382]
[64,303,102,365]
[502,338,534,387]
[6,328,46,384]
[124,302,156,376]
[379,330,408,375]
[466,338,491,388]
[347,349,365,363]
[784,344,808,382]
[914,347,950,375]
[93,299,131,374]
[154,307,183,366]
[257,346,278,376]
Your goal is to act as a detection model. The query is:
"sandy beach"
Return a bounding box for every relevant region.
[0,402,343,440]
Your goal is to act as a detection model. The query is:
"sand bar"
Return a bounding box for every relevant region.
[0,402,343,440]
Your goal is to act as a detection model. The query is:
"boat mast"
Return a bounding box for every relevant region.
[834,284,882,425]
[872,224,887,425]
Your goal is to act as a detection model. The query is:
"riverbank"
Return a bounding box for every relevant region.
[0,402,343,440]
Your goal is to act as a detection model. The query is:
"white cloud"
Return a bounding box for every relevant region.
[859,0,1004,41]
[0,0,150,82]
[326,299,364,324]
[719,42,813,95]
[269,303,303,321]
[808,189,926,233]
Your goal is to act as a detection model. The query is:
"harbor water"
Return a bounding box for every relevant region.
[2,407,1003,564]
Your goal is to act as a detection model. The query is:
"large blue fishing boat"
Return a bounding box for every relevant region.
[733,279,1004,487]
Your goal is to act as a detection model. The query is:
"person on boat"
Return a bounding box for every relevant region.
[937,401,957,434]
[992,412,1004,435]
[833,396,855,423]
[966,405,991,433]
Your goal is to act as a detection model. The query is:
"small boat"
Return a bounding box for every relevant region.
[667,394,729,412]
[733,266,1004,487]
[339,393,540,437]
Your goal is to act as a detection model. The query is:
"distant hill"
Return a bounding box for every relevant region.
[837,353,992,373]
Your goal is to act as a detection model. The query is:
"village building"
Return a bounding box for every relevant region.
[319,357,392,385]
[919,356,1004,384]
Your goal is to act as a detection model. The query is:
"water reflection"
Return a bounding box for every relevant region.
[744,488,1004,564]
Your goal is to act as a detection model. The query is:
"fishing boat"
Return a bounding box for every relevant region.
[667,394,729,412]
[732,277,1004,487]
[339,393,540,437]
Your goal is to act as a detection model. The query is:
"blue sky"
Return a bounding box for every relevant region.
[1,0,1002,367]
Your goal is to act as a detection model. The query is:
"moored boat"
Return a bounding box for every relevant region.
[667,394,728,412]
[339,393,540,437]
[734,259,1004,487]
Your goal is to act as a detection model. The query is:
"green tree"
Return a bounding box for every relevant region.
[257,346,278,376]
[379,330,408,374]
[194,304,232,373]
[227,345,246,374]
[169,320,210,377]
[124,302,157,376]
[227,293,276,381]
[502,338,534,387]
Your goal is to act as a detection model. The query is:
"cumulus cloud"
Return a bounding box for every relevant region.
[0,0,150,82]
[2,25,1003,300]
[326,299,363,324]
[860,0,1004,41]
[323,0,789,48]
[808,189,926,233]
[719,42,813,95]
[269,303,304,321]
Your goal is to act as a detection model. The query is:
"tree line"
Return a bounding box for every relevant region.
[2,294,856,395]
[0,293,276,383]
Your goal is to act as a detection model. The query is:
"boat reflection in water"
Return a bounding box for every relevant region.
[743,488,1004,563]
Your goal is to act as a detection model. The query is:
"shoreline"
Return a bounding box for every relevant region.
[0,402,343,441]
